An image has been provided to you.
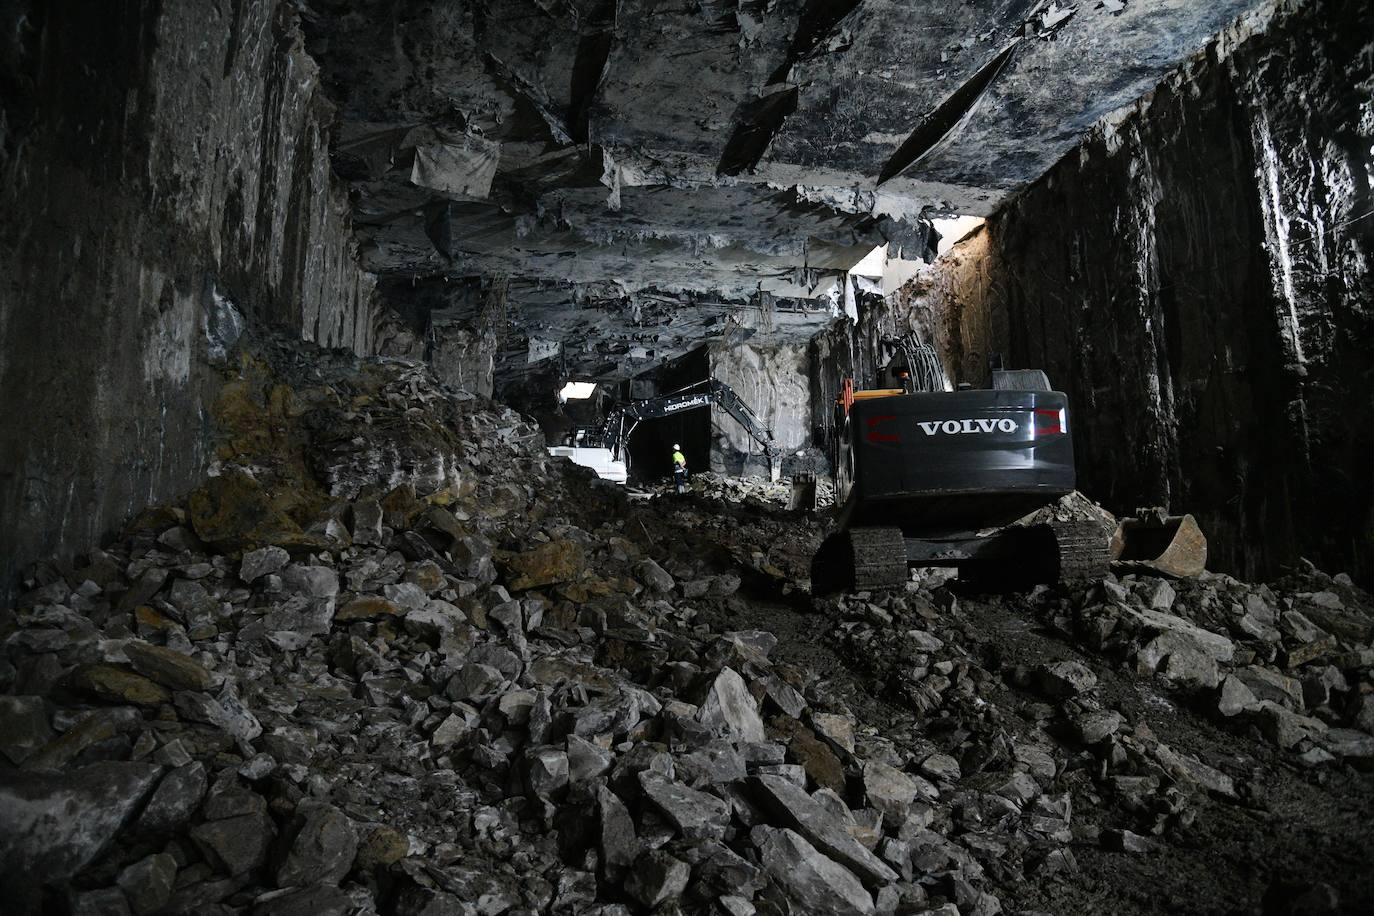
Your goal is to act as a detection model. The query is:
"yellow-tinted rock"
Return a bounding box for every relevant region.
[502,540,586,591]
[187,470,308,551]
[134,605,176,634]
[355,826,409,869]
[126,505,187,533]
[70,665,171,707]
[403,562,446,595]
[124,642,213,691]
[23,712,118,771]
[381,484,423,530]
[337,596,404,622]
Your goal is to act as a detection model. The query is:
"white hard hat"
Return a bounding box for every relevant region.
[673,444,681,450]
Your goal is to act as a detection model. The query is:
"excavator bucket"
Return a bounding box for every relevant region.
[1110,510,1208,578]
[789,471,817,511]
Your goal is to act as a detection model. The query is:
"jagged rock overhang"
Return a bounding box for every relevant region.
[301,0,1269,380]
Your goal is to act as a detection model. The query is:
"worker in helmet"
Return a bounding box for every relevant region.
[671,443,688,494]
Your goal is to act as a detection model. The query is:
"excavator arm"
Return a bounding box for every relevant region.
[598,378,782,480]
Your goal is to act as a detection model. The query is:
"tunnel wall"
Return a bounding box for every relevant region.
[902,0,1374,583]
[0,0,378,599]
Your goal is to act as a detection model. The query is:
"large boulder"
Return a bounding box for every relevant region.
[754,826,875,915]
[275,801,358,887]
[0,762,163,890]
[696,667,766,742]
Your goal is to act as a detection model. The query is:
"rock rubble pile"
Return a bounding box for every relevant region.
[3,333,1373,915]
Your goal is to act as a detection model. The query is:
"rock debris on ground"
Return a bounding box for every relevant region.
[2,333,1372,916]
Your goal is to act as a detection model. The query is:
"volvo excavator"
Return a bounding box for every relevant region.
[812,336,1206,591]
[551,378,783,483]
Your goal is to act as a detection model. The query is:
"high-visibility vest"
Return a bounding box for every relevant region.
[672,451,686,469]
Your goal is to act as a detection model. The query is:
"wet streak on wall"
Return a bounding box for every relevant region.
[0,0,377,599]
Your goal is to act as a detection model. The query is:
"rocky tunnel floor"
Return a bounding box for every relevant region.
[3,334,1373,916]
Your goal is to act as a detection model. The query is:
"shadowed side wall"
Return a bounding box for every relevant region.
[0,0,377,600]
[900,0,1374,583]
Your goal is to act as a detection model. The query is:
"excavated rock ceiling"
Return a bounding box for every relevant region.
[303,0,1262,376]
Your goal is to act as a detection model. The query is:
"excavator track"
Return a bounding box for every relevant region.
[850,527,908,590]
[1050,520,1111,584]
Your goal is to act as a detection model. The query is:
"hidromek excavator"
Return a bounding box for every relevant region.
[813,337,1205,591]
[549,378,782,483]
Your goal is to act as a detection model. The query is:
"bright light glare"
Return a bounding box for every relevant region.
[559,381,597,401]
[849,244,887,278]
[930,215,985,256]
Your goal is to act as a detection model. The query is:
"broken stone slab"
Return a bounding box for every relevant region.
[447,662,506,701]
[1315,728,1374,763]
[241,546,290,583]
[1124,607,1235,662]
[1073,709,1123,745]
[355,826,410,871]
[525,748,570,799]
[68,664,171,707]
[748,775,898,886]
[1279,610,1331,644]
[677,740,748,786]
[174,685,263,741]
[0,695,52,765]
[0,762,163,886]
[275,801,358,887]
[635,559,675,593]
[567,734,613,785]
[1234,666,1304,709]
[117,852,176,916]
[753,826,875,916]
[917,753,961,784]
[123,641,213,691]
[1282,636,1337,669]
[282,564,339,598]
[191,808,276,876]
[382,582,430,611]
[625,850,691,908]
[502,540,586,590]
[784,726,847,794]
[1253,701,1328,749]
[403,560,447,594]
[1013,742,1058,782]
[696,667,765,742]
[336,596,403,623]
[1158,640,1220,690]
[138,761,208,834]
[431,712,473,748]
[1102,828,1161,854]
[863,761,926,822]
[597,784,639,874]
[639,771,730,840]
[810,712,856,755]
[1150,743,1236,799]
[1035,660,1097,698]
[762,675,807,718]
[1217,676,1261,717]
[351,499,384,546]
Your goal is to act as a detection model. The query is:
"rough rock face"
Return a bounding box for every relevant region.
[880,0,1374,585]
[0,0,378,604]
[707,340,814,475]
[296,0,1266,384]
